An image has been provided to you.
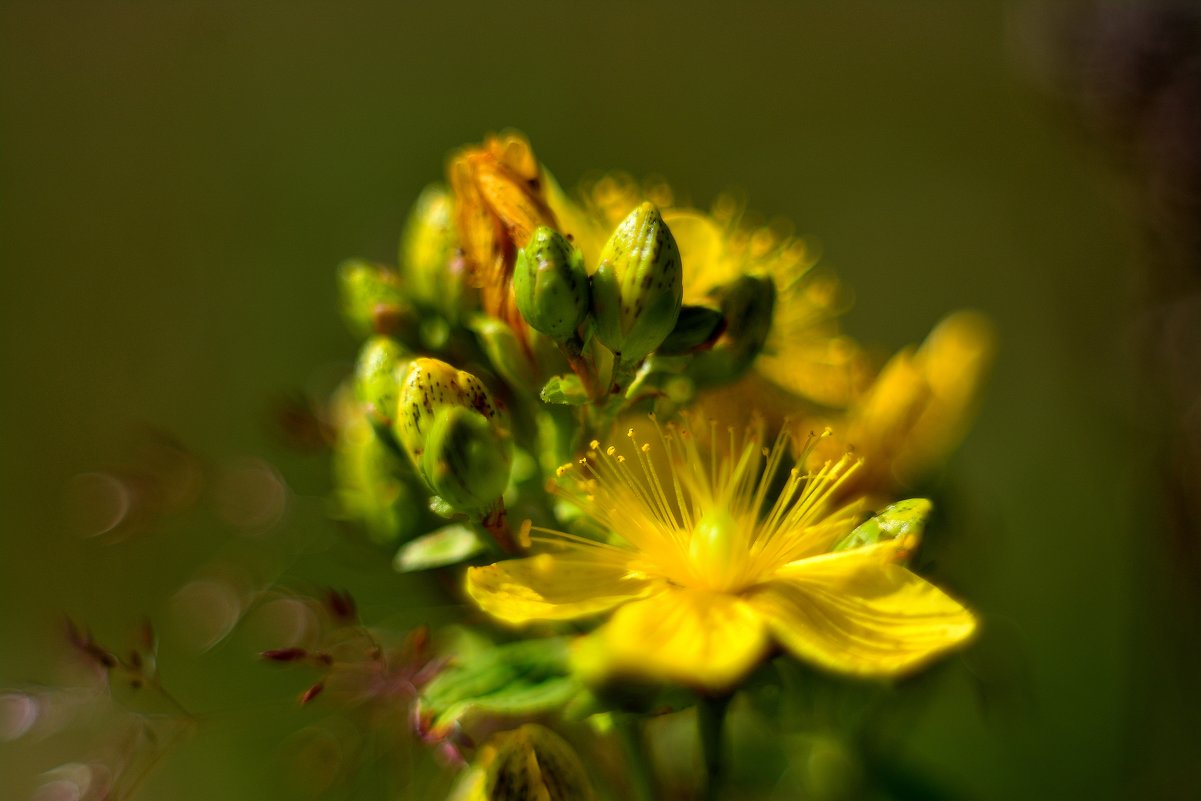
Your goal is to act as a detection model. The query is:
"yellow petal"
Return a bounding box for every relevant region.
[466,553,652,625]
[751,545,976,677]
[582,588,769,691]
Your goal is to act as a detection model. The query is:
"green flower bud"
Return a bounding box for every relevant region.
[689,274,776,385]
[514,226,590,342]
[353,336,411,430]
[590,202,683,364]
[337,259,414,339]
[468,314,538,390]
[422,406,512,513]
[393,358,510,502]
[719,274,775,359]
[331,387,423,544]
[399,184,473,319]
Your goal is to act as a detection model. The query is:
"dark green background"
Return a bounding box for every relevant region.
[1,2,1192,799]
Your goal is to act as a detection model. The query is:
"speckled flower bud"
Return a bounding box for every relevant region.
[393,358,509,504]
[450,724,594,801]
[513,226,590,342]
[353,336,411,430]
[590,202,683,364]
[337,259,415,339]
[421,406,512,513]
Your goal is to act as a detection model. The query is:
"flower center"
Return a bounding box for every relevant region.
[687,510,746,592]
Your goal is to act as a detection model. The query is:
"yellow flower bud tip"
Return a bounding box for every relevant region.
[590,202,683,363]
[513,226,590,342]
[394,358,506,467]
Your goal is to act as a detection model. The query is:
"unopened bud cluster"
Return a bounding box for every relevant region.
[330,134,787,550]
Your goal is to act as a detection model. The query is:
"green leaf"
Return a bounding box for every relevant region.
[540,374,589,405]
[393,524,487,572]
[420,637,581,731]
[428,495,461,519]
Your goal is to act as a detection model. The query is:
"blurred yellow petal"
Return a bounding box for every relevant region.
[905,310,994,473]
[751,544,976,677]
[663,210,730,299]
[808,310,995,501]
[465,552,652,625]
[586,588,769,691]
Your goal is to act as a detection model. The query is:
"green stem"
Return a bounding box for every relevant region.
[615,715,656,801]
[698,693,732,801]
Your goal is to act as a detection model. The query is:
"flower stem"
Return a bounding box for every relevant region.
[560,335,600,401]
[698,693,732,801]
[615,715,656,801]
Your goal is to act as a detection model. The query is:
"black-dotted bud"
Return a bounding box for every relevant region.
[393,358,510,511]
[590,203,683,364]
[514,226,590,342]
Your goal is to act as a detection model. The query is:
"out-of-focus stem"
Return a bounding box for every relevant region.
[698,693,731,801]
[615,715,657,801]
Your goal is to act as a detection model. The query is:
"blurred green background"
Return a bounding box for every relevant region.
[1,1,1196,799]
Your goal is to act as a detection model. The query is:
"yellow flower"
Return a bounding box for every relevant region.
[547,172,869,407]
[466,419,976,692]
[807,311,995,502]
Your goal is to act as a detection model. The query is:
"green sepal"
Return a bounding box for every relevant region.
[540,374,589,406]
[393,523,487,572]
[833,499,932,552]
[422,406,513,514]
[657,305,725,355]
